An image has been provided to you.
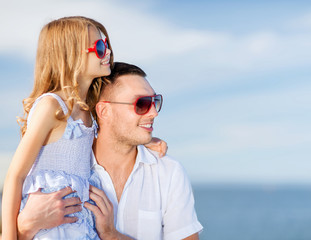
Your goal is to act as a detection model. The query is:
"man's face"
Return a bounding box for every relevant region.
[105,74,159,146]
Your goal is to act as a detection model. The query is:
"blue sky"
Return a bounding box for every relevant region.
[0,0,310,185]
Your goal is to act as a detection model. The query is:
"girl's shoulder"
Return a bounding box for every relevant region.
[27,94,66,129]
[35,93,67,112]
[32,95,62,115]
[36,94,62,108]
[30,93,67,118]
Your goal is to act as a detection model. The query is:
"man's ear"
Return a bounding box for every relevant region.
[96,101,109,120]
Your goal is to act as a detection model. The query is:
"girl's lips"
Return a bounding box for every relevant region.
[101,58,110,65]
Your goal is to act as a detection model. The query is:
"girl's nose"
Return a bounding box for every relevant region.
[105,48,111,57]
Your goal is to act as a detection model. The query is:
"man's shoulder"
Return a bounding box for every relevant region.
[140,145,186,175]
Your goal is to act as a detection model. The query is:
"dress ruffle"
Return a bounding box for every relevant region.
[21,170,99,240]
[22,169,89,202]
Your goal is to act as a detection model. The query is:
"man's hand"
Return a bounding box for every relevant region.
[17,187,82,240]
[84,185,116,239]
[85,185,133,240]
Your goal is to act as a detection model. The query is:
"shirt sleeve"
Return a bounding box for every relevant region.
[162,161,203,240]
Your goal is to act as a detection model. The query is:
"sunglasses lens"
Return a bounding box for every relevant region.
[135,95,163,115]
[135,97,152,115]
[154,95,162,112]
[96,40,106,58]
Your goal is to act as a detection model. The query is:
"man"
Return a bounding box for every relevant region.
[17,62,203,239]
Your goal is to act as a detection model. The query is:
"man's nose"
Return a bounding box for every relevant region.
[147,102,158,117]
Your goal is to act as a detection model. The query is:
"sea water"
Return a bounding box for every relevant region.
[1,184,311,239]
[193,184,311,240]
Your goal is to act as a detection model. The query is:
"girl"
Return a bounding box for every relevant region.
[2,16,166,239]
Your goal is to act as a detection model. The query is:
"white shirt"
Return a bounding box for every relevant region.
[91,145,203,240]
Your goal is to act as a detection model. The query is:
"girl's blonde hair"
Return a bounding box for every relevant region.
[18,16,113,136]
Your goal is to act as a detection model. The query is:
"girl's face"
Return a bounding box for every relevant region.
[83,26,111,80]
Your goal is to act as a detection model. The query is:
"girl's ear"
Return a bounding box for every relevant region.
[95,101,108,120]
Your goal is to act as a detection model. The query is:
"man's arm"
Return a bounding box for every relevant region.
[162,160,203,239]
[17,187,81,240]
[85,185,133,240]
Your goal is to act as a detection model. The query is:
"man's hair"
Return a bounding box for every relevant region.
[103,62,146,85]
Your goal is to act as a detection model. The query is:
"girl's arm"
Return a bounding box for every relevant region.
[145,137,168,157]
[2,97,61,239]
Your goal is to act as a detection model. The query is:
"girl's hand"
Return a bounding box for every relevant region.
[145,137,168,157]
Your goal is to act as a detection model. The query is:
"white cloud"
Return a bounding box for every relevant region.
[288,11,311,29]
[183,122,310,156]
[247,32,278,55]
[0,88,30,126]
[0,0,210,62]
[156,81,311,183]
[1,0,311,77]
[1,0,311,184]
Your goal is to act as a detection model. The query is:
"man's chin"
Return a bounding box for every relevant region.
[138,136,153,146]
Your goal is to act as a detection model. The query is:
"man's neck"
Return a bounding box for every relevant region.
[93,134,137,175]
[93,134,138,201]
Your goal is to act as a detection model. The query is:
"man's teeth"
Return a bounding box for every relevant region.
[140,124,152,128]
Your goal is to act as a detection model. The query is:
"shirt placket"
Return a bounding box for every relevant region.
[116,161,141,232]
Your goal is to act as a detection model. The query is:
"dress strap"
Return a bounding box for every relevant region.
[90,112,98,138]
[90,112,95,123]
[28,93,69,124]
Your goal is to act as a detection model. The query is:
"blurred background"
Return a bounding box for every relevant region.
[1,0,311,239]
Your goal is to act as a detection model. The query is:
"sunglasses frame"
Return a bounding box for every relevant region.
[86,39,108,59]
[102,94,163,115]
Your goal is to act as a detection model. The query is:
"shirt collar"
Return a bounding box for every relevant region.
[91,150,97,168]
[136,145,158,165]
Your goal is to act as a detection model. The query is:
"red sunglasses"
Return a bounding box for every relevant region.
[86,39,108,59]
[102,94,163,115]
